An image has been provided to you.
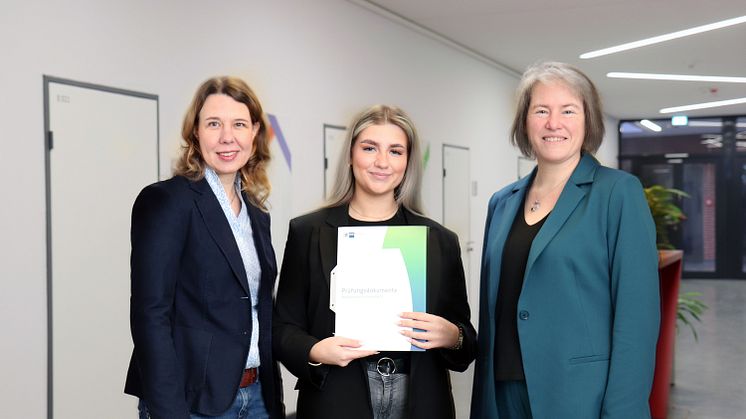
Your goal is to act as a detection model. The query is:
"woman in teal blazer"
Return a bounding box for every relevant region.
[470,62,660,419]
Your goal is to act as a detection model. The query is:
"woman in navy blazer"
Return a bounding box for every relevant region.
[273,105,476,419]
[125,77,284,419]
[470,62,660,419]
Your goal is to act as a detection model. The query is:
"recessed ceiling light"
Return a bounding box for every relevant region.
[580,15,746,59]
[607,72,746,83]
[671,115,689,126]
[640,119,662,132]
[660,97,746,114]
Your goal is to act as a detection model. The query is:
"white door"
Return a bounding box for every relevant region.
[46,78,158,418]
[442,144,474,419]
[323,124,347,199]
[442,144,472,285]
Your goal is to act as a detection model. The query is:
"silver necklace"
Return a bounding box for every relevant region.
[529,177,570,212]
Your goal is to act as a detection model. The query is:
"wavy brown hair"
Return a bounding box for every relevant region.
[174,76,271,210]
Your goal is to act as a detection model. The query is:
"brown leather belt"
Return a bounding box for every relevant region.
[240,368,258,387]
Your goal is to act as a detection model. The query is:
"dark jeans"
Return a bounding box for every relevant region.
[138,380,269,419]
[366,363,409,419]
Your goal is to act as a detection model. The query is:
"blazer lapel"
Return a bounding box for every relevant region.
[487,175,531,313]
[245,196,272,277]
[319,205,348,288]
[525,154,598,275]
[191,179,250,295]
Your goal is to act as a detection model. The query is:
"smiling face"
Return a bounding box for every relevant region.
[196,94,259,184]
[526,81,586,168]
[351,123,409,202]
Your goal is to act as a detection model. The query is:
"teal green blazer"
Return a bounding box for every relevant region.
[470,154,660,418]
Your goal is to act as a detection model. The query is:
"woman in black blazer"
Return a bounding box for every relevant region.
[125,76,284,419]
[273,105,476,419]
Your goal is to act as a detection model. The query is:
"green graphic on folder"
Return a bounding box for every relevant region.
[330,225,428,351]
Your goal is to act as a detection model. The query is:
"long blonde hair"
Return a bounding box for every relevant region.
[326,105,424,215]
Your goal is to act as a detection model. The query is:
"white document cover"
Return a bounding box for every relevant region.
[331,225,427,351]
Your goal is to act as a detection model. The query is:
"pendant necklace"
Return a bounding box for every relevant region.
[529,177,570,213]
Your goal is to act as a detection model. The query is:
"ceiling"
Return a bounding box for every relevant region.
[357,0,746,121]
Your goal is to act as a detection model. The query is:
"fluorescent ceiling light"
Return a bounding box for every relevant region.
[660,97,746,114]
[640,119,662,132]
[580,15,746,59]
[607,72,746,83]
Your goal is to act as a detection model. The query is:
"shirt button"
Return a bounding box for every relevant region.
[518,310,529,320]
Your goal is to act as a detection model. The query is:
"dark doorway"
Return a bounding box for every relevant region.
[619,116,746,279]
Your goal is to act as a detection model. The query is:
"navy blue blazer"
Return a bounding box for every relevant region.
[124,176,284,419]
[471,154,660,418]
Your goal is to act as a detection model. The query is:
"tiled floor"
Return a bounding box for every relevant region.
[668,279,746,419]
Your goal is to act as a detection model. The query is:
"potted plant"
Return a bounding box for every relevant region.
[643,184,707,418]
[643,185,687,250]
[642,184,707,336]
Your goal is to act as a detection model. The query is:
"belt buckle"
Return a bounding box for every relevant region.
[376,357,396,377]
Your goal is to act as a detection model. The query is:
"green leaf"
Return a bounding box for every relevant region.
[676,291,708,342]
[643,185,689,250]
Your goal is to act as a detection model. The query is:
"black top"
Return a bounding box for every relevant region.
[493,200,548,381]
[347,208,411,364]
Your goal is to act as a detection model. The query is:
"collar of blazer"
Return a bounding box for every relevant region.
[506,153,599,278]
[187,177,263,296]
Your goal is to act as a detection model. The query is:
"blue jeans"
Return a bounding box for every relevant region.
[366,364,409,419]
[138,381,269,419]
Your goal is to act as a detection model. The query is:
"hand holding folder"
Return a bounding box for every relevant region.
[331,226,427,351]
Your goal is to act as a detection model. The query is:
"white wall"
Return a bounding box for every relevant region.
[598,115,621,168]
[0,0,618,417]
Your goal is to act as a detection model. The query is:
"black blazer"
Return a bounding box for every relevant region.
[124,176,284,419]
[273,205,476,419]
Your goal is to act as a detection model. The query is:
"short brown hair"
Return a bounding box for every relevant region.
[510,61,605,158]
[175,76,271,209]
